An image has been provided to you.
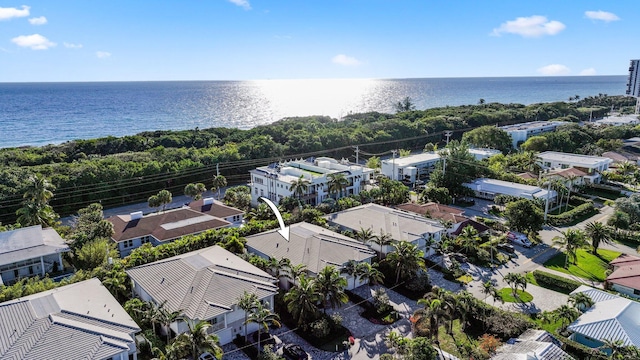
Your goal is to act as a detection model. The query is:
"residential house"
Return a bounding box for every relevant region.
[500,121,568,148]
[245,222,376,289]
[249,157,375,207]
[381,152,441,182]
[593,114,640,127]
[325,203,445,257]
[107,197,243,257]
[605,254,640,299]
[567,285,640,350]
[468,148,502,161]
[0,225,70,285]
[602,151,640,166]
[463,178,558,209]
[537,151,612,184]
[492,329,574,360]
[394,202,489,237]
[545,167,588,190]
[127,245,278,345]
[0,278,140,360]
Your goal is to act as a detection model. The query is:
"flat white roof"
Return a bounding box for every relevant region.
[538,151,611,167]
[468,148,501,156]
[382,152,441,167]
[464,178,556,200]
[594,115,640,125]
[500,121,566,132]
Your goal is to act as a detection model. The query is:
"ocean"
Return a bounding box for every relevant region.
[0,76,627,149]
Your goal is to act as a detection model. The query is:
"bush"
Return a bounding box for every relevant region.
[532,270,581,293]
[373,288,392,314]
[547,203,597,226]
[568,195,592,206]
[554,333,607,360]
[404,270,431,293]
[310,318,331,339]
[470,303,535,339]
[494,194,519,205]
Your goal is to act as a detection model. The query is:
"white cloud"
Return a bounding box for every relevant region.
[228,0,251,10]
[332,54,362,66]
[537,64,571,75]
[28,16,47,25]
[11,34,56,50]
[580,68,597,76]
[0,5,30,20]
[585,10,620,22]
[64,42,83,49]
[492,15,565,37]
[96,51,111,58]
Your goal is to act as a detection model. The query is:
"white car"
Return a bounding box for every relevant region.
[506,231,532,248]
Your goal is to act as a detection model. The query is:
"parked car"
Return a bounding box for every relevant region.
[199,353,216,360]
[497,243,516,254]
[283,344,308,360]
[506,231,532,248]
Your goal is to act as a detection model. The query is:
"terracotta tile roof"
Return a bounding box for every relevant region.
[396,202,464,218]
[450,219,490,236]
[108,207,231,242]
[548,167,588,178]
[610,254,640,267]
[517,172,537,180]
[606,266,640,290]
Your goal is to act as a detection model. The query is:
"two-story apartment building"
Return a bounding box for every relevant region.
[245,222,376,290]
[108,197,244,257]
[464,178,558,209]
[0,225,70,285]
[537,151,612,184]
[380,152,441,182]
[500,121,567,148]
[325,203,445,257]
[127,246,278,345]
[0,278,140,360]
[249,157,375,207]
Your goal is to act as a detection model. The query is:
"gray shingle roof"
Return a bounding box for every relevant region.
[0,278,140,360]
[0,225,69,266]
[325,203,444,242]
[126,245,277,321]
[494,330,574,360]
[245,222,375,275]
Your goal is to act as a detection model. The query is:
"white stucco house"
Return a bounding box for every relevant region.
[127,245,278,346]
[0,225,70,285]
[537,151,612,184]
[463,178,558,209]
[380,152,441,182]
[500,121,568,148]
[249,157,375,207]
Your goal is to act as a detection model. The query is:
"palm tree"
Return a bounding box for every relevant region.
[245,302,280,352]
[289,175,310,208]
[23,174,55,205]
[554,304,580,329]
[371,231,394,259]
[386,241,425,285]
[585,221,612,255]
[522,151,540,173]
[15,200,58,227]
[284,274,320,329]
[184,183,207,201]
[568,292,594,312]
[286,264,307,286]
[618,161,637,175]
[565,173,579,211]
[356,262,384,292]
[458,225,480,255]
[172,321,223,360]
[267,257,291,280]
[212,175,227,200]
[236,291,259,342]
[599,338,626,358]
[101,268,129,303]
[355,227,374,244]
[327,172,349,199]
[455,291,475,330]
[159,307,183,344]
[340,260,359,289]
[553,229,588,268]
[503,272,526,297]
[481,280,495,302]
[315,265,348,312]
[416,298,446,342]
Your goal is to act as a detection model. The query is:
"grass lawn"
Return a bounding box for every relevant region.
[497,288,533,303]
[524,272,539,286]
[549,204,576,215]
[544,248,621,282]
[533,316,563,334]
[456,274,473,284]
[436,319,485,359]
[581,188,623,201]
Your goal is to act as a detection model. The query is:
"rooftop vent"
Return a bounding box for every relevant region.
[130,211,143,220]
[203,197,214,205]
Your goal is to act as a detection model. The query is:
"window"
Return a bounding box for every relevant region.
[123,239,134,248]
[260,189,264,197]
[29,266,34,275]
[141,236,150,244]
[14,269,19,278]
[254,187,258,194]
[634,289,640,295]
[210,317,218,325]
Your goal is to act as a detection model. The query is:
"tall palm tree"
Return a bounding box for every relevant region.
[455,291,475,330]
[585,221,612,255]
[287,264,307,286]
[554,304,580,329]
[138,300,166,336]
[481,280,495,302]
[371,231,394,259]
[416,298,446,342]
[267,257,291,280]
[599,338,626,358]
[503,272,526,297]
[236,291,259,342]
[355,227,374,244]
[159,307,183,344]
[15,200,58,227]
[212,175,227,200]
[101,268,129,303]
[522,151,540,173]
[315,265,348,312]
[565,173,579,211]
[340,260,359,289]
[568,292,594,312]
[284,274,320,329]
[386,241,425,285]
[356,262,384,292]
[327,172,349,199]
[289,175,310,208]
[245,302,280,352]
[23,174,55,205]
[553,229,588,268]
[458,226,480,255]
[172,321,223,360]
[422,287,457,335]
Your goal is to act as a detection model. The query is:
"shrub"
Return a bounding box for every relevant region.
[404,270,431,293]
[310,318,331,339]
[547,203,597,226]
[330,313,343,327]
[373,288,392,314]
[532,270,581,293]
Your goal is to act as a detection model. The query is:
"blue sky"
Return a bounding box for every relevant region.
[0,1,636,82]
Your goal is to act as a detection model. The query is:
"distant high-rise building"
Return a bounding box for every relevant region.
[627,59,640,113]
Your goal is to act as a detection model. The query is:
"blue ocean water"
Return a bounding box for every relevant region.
[0,76,627,149]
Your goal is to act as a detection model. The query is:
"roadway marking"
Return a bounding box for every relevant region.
[521,246,556,266]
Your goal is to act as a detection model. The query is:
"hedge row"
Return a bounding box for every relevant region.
[547,203,597,226]
[554,333,607,360]
[532,270,582,294]
[568,195,593,206]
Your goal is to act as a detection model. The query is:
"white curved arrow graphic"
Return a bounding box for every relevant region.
[259,197,290,241]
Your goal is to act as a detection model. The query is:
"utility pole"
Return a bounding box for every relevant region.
[444,131,453,146]
[216,163,219,177]
[544,176,552,222]
[354,145,359,165]
[391,149,397,181]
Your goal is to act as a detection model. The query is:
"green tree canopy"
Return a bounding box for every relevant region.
[504,199,544,233]
[461,125,512,153]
